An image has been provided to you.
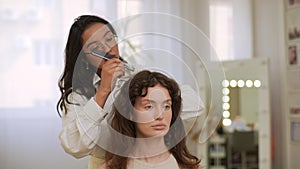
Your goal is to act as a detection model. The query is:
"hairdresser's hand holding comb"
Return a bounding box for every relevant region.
[95,58,124,107]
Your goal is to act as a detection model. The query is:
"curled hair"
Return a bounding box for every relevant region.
[56,15,116,116]
[105,70,200,169]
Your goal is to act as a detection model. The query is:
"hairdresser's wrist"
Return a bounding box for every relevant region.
[94,87,111,107]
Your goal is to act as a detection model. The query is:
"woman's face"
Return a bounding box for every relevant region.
[134,84,172,138]
[82,23,120,70]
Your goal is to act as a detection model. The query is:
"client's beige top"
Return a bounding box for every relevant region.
[127,154,179,169]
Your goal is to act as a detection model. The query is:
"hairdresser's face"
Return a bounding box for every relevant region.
[82,23,119,69]
[134,84,172,138]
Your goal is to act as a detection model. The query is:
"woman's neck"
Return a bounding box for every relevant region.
[132,137,170,163]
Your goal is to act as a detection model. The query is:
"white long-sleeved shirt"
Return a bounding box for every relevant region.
[59,74,205,160]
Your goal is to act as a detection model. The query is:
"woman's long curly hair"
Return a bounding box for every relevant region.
[56,15,116,117]
[105,70,200,169]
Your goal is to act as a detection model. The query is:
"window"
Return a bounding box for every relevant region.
[210,0,253,61]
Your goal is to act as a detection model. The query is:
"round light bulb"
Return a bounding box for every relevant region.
[222,118,232,126]
[230,80,237,87]
[237,80,245,87]
[222,80,229,87]
[222,95,230,102]
[254,80,261,87]
[223,103,230,110]
[222,88,230,95]
[223,111,230,118]
[246,80,253,87]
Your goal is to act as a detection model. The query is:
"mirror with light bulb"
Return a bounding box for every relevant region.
[207,58,271,169]
[222,79,261,131]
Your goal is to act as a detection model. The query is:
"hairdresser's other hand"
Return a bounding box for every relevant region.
[95,58,124,106]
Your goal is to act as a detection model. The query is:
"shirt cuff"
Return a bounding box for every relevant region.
[82,97,107,121]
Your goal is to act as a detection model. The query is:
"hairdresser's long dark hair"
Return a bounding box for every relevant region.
[56,15,116,117]
[105,70,201,169]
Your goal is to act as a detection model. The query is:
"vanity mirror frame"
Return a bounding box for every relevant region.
[221,57,271,169]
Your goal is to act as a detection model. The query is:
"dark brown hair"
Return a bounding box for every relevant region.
[56,15,116,117]
[105,70,200,169]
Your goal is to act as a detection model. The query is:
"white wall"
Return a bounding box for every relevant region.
[252,0,287,168]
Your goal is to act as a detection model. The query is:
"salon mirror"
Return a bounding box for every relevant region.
[207,58,271,169]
